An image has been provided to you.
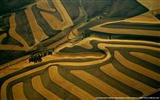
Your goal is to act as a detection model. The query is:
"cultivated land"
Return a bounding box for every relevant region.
[0,0,160,99]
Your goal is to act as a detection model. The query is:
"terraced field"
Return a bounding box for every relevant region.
[0,0,160,100]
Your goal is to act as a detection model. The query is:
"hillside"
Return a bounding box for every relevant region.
[0,0,160,99]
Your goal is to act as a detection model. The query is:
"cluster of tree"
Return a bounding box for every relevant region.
[29,50,53,63]
[77,32,91,41]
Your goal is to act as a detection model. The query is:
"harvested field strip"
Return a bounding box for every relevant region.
[32,75,62,100]
[115,51,160,81]
[100,63,156,96]
[71,70,129,97]
[12,82,27,100]
[49,66,95,100]
[130,52,160,66]
[25,5,48,42]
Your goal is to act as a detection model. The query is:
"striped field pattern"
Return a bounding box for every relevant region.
[0,0,160,100]
[1,38,160,100]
